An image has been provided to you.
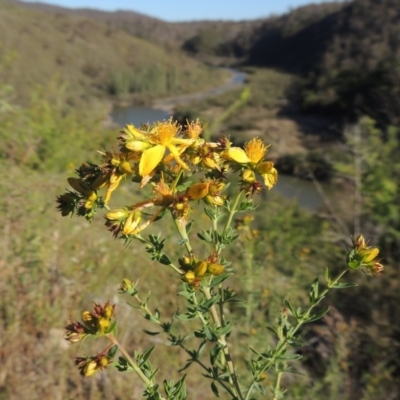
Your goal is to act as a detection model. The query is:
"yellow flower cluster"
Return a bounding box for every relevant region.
[348,235,384,276]
[65,301,115,342]
[57,119,278,237]
[179,255,225,288]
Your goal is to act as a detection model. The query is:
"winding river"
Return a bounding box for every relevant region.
[111,70,326,211]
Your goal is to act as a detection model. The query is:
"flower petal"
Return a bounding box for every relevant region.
[223,147,251,164]
[167,144,190,170]
[139,145,165,177]
[257,162,278,189]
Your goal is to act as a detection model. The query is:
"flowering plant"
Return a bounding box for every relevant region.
[58,118,383,399]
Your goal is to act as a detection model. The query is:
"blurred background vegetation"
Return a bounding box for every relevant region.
[1,0,399,398]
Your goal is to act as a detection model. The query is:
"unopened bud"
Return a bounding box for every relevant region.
[183,271,196,283]
[97,316,111,333]
[194,261,208,277]
[119,161,133,174]
[191,155,201,165]
[106,208,129,221]
[99,356,110,368]
[353,234,366,250]
[242,169,256,182]
[359,247,379,263]
[83,360,98,377]
[186,183,210,200]
[82,311,92,322]
[119,278,134,293]
[205,195,225,206]
[122,211,142,235]
[125,140,151,152]
[207,263,224,275]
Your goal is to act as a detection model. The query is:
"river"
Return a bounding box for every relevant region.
[110,70,326,211]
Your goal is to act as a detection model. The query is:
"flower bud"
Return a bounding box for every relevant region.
[222,148,251,163]
[122,211,142,235]
[359,247,379,263]
[175,202,185,210]
[207,263,224,275]
[97,317,111,333]
[353,234,366,250]
[106,208,129,221]
[125,140,151,152]
[205,195,225,206]
[186,183,210,200]
[242,169,256,182]
[83,360,98,377]
[191,155,201,165]
[119,278,134,293]
[183,270,196,283]
[99,356,110,368]
[103,304,115,319]
[82,311,92,322]
[194,261,208,277]
[86,191,98,203]
[111,157,120,167]
[119,160,133,174]
[372,262,384,276]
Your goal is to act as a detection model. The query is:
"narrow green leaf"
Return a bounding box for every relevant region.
[211,381,220,397]
[277,353,303,360]
[331,282,358,289]
[142,345,155,362]
[309,278,319,304]
[254,382,265,395]
[266,326,279,338]
[209,272,233,287]
[159,254,171,265]
[284,300,296,317]
[107,344,118,358]
[305,306,330,323]
[324,266,330,283]
[210,344,224,365]
[143,330,161,336]
[186,220,194,233]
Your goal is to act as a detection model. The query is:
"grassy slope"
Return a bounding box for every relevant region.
[0,1,228,105]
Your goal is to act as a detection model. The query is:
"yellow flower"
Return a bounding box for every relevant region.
[124,120,194,177]
[244,137,269,164]
[185,119,204,139]
[224,137,278,190]
[256,161,278,190]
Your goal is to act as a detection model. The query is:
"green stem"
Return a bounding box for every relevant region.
[171,211,193,256]
[202,286,244,400]
[223,192,242,233]
[244,382,256,400]
[244,237,254,334]
[248,269,350,399]
[192,291,209,326]
[178,342,238,398]
[171,169,184,193]
[107,334,164,398]
[272,371,283,400]
[134,290,236,398]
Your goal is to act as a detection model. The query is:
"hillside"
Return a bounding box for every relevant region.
[7,0,400,125]
[17,0,262,46]
[243,0,400,124]
[0,1,228,105]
